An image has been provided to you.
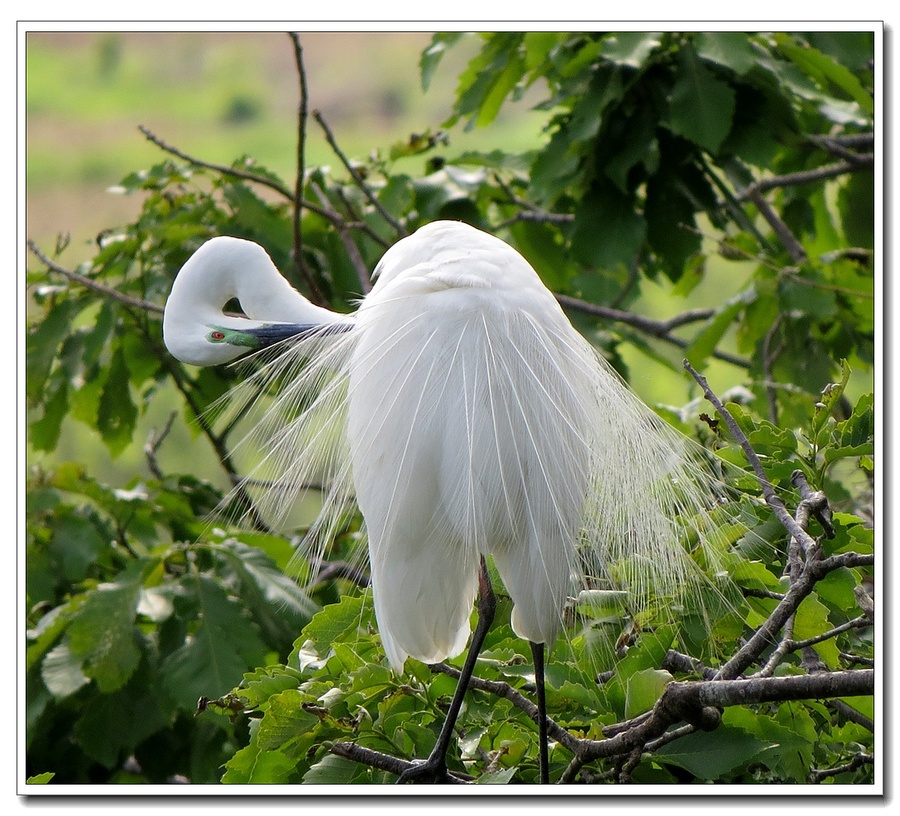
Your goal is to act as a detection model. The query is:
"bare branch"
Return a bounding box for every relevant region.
[310,181,372,294]
[140,124,295,200]
[144,410,177,480]
[746,187,807,264]
[738,157,874,200]
[559,295,751,369]
[808,751,874,783]
[139,124,353,233]
[429,661,581,754]
[313,109,407,237]
[28,240,163,314]
[329,741,469,783]
[492,173,575,228]
[310,558,370,588]
[287,33,328,306]
[683,358,813,550]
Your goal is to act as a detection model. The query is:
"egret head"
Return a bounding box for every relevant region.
[163,236,350,366]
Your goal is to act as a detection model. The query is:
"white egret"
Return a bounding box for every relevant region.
[163,221,733,784]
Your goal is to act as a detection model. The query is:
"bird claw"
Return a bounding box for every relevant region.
[396,758,452,785]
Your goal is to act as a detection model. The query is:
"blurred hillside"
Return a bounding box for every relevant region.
[26,30,547,263]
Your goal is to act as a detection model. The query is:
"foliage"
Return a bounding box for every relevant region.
[25,31,875,786]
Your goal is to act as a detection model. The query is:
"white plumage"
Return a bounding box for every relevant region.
[347,222,593,667]
[164,219,725,674]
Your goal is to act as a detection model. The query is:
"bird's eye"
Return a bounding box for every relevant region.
[209,330,226,342]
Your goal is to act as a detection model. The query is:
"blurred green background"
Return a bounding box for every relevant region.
[26,30,549,262]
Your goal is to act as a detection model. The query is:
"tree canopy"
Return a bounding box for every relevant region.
[24,30,876,788]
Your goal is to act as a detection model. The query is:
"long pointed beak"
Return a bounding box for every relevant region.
[245,320,353,348]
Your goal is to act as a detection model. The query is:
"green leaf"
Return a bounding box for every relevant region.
[779,276,838,321]
[837,167,875,249]
[474,766,517,784]
[694,32,759,75]
[668,46,736,152]
[655,724,770,780]
[572,184,645,269]
[296,594,367,660]
[160,574,267,709]
[40,642,90,698]
[72,669,167,768]
[222,740,298,784]
[238,664,305,710]
[795,593,841,666]
[508,220,569,291]
[25,298,80,403]
[66,560,148,693]
[599,32,662,69]
[774,34,874,115]
[453,33,525,129]
[303,754,364,784]
[812,359,853,437]
[215,539,319,624]
[254,689,319,752]
[96,343,138,457]
[29,372,69,452]
[624,668,672,718]
[419,32,464,91]
[604,627,674,716]
[49,508,106,582]
[644,171,702,280]
[26,772,55,784]
[722,706,813,781]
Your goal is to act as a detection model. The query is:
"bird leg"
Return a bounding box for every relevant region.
[396,555,496,784]
[530,640,549,784]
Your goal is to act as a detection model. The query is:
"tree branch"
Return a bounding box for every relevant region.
[558,295,751,369]
[287,33,327,306]
[683,359,813,550]
[808,751,874,783]
[429,661,581,754]
[139,124,353,232]
[313,109,407,237]
[144,409,177,480]
[746,186,807,264]
[139,124,295,200]
[738,157,874,200]
[27,240,163,314]
[310,181,372,294]
[329,741,470,783]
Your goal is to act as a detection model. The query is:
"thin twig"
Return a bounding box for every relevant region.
[310,558,370,588]
[329,742,469,783]
[429,662,581,754]
[286,33,329,307]
[140,124,294,200]
[737,158,874,200]
[310,181,373,294]
[746,187,807,264]
[139,124,350,231]
[313,109,407,237]
[559,295,751,369]
[683,359,812,549]
[332,186,390,249]
[492,173,575,228]
[144,410,177,480]
[808,751,874,783]
[28,240,163,314]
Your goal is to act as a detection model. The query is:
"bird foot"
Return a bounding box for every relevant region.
[396,757,453,784]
